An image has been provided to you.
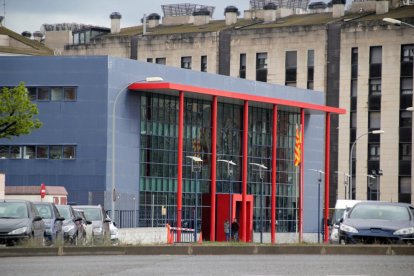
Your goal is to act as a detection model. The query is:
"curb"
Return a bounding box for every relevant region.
[0,245,413,257]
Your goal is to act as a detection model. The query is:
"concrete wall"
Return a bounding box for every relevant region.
[118,227,167,245]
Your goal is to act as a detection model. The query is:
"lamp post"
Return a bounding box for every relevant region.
[309,169,325,243]
[349,130,384,200]
[334,171,350,200]
[111,77,163,225]
[187,156,202,243]
[250,162,268,243]
[383,18,414,29]
[218,159,236,241]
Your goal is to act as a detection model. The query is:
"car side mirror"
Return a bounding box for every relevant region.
[104,218,112,223]
[33,216,43,222]
[339,218,344,223]
[86,220,92,225]
[57,216,65,221]
[74,216,83,222]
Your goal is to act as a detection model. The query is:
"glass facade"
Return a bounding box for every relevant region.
[139,93,300,233]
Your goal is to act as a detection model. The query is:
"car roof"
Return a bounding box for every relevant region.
[353,201,413,207]
[74,205,102,208]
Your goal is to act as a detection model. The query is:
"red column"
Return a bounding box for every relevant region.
[299,109,305,242]
[324,112,331,243]
[210,96,218,241]
[241,100,249,242]
[177,91,184,242]
[271,105,278,244]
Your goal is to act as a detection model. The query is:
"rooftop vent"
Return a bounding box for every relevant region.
[147,13,161,28]
[224,6,239,25]
[21,31,32,38]
[193,8,211,25]
[110,12,122,34]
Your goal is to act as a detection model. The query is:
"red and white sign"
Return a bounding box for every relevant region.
[40,183,46,199]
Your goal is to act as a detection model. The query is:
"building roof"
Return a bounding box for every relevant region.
[0,26,53,56]
[5,185,68,196]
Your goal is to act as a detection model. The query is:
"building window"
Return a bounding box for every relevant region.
[37,87,50,101]
[307,50,314,90]
[64,87,77,101]
[399,177,411,203]
[368,144,380,160]
[369,111,381,129]
[201,55,207,72]
[51,87,64,101]
[285,51,297,87]
[256,52,268,82]
[400,143,411,161]
[369,46,382,78]
[0,145,76,160]
[147,58,153,63]
[28,87,77,101]
[181,56,192,69]
[239,53,246,79]
[369,79,381,96]
[156,58,166,65]
[400,110,412,128]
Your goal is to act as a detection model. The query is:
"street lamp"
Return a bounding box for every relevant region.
[383,18,414,29]
[111,77,163,224]
[309,169,325,243]
[186,156,202,243]
[334,171,350,200]
[349,130,384,200]
[218,159,236,241]
[250,162,268,244]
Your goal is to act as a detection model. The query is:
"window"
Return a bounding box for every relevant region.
[10,146,22,159]
[369,111,381,129]
[181,56,192,69]
[0,145,9,159]
[401,78,413,95]
[37,87,50,100]
[50,146,62,159]
[51,87,64,101]
[147,58,153,63]
[63,146,76,159]
[155,58,166,65]
[201,55,207,72]
[369,79,381,96]
[400,143,411,161]
[239,54,246,79]
[307,50,314,90]
[350,112,357,128]
[369,46,382,78]
[351,48,358,79]
[28,87,37,101]
[23,146,35,159]
[351,80,358,97]
[36,146,49,159]
[399,177,411,203]
[400,110,412,127]
[256,52,268,82]
[64,87,76,101]
[368,144,380,160]
[285,51,297,86]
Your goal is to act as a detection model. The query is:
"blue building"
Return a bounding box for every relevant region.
[0,56,344,242]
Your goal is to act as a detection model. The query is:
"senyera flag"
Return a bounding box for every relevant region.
[294,125,301,167]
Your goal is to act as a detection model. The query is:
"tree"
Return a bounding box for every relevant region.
[0,82,42,139]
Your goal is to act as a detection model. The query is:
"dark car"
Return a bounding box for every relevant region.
[34,202,64,245]
[0,199,45,246]
[339,201,414,244]
[56,204,87,245]
[74,205,111,244]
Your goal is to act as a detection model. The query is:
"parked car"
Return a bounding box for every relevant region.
[106,215,119,245]
[339,201,414,244]
[74,205,111,244]
[0,199,45,246]
[73,208,92,245]
[33,202,64,246]
[56,204,88,245]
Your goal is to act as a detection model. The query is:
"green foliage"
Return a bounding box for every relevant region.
[0,82,42,139]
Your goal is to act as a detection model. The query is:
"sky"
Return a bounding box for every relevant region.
[2,0,253,34]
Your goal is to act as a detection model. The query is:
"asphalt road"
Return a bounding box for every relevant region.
[1,255,413,276]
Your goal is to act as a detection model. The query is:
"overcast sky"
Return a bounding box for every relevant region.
[2,0,254,34]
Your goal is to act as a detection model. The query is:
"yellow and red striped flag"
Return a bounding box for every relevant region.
[294,125,301,167]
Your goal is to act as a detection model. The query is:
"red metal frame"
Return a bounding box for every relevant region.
[241,100,249,242]
[271,105,278,244]
[324,113,331,243]
[177,91,184,242]
[128,82,345,115]
[210,96,218,241]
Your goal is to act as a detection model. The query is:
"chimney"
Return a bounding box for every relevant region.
[376,1,389,15]
[193,8,211,26]
[110,12,122,34]
[263,2,277,23]
[332,0,345,18]
[21,31,32,39]
[147,13,161,28]
[224,6,239,26]
[33,31,43,42]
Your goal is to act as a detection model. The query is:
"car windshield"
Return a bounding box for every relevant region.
[35,204,53,219]
[80,208,102,221]
[0,202,28,218]
[56,206,71,220]
[349,204,410,221]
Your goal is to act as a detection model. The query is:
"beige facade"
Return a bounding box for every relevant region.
[338,22,414,203]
